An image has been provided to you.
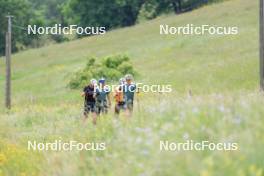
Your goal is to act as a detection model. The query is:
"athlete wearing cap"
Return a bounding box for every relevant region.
[95,77,111,115]
[82,78,97,124]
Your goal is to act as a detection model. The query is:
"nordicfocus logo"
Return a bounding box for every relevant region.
[160,24,239,35]
[98,83,172,93]
[160,140,238,151]
[27,24,106,35]
[28,140,106,151]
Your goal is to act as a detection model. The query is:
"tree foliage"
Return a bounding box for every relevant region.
[139,0,214,19]
[68,55,138,89]
[0,0,221,56]
[64,0,144,30]
[0,0,33,55]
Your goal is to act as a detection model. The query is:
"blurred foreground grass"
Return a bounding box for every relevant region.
[0,92,264,175]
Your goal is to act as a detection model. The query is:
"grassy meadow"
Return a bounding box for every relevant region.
[0,0,263,175]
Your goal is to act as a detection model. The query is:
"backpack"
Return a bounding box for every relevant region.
[114,86,124,103]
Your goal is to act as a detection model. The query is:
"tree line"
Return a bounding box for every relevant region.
[0,0,222,56]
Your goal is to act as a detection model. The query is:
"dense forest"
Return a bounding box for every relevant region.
[0,0,221,56]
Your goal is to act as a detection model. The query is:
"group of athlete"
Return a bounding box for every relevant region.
[81,74,138,124]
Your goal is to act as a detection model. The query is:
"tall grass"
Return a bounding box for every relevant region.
[0,92,264,175]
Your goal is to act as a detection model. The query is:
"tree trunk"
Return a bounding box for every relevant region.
[172,0,182,14]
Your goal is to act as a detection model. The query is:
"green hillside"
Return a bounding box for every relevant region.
[0,0,259,106]
[0,0,263,175]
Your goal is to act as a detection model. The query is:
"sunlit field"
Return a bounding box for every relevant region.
[0,0,263,175]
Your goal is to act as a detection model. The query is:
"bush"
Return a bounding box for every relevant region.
[68,55,138,89]
[103,55,129,68]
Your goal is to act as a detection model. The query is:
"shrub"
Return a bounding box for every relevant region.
[68,55,138,89]
[102,55,129,68]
